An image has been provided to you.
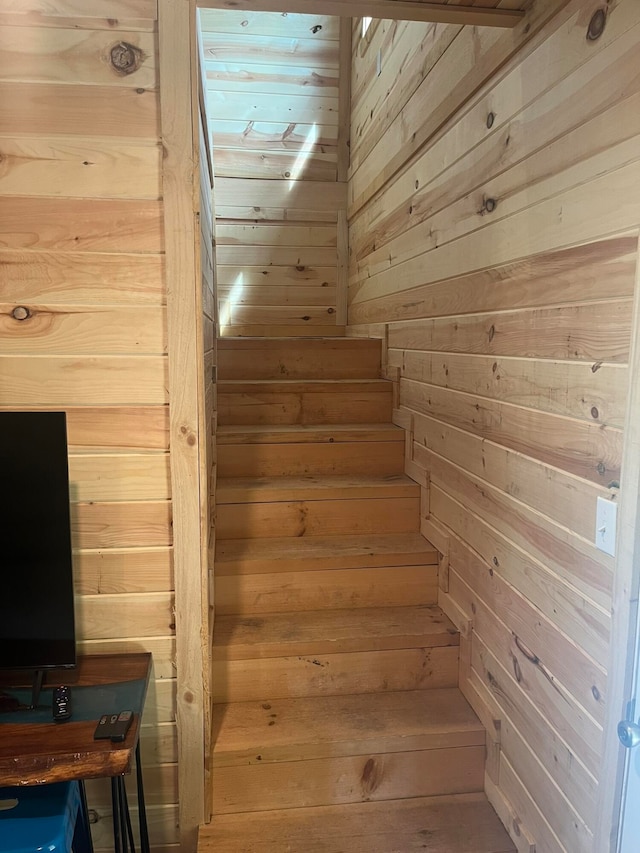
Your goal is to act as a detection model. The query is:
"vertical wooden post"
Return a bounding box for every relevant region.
[336,16,351,327]
[159,0,208,848]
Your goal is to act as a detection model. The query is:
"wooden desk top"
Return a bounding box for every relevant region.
[0,653,151,786]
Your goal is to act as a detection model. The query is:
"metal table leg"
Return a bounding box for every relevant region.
[76,780,95,853]
[110,743,149,853]
[135,742,150,853]
[111,777,124,853]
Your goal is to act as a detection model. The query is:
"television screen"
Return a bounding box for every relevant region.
[0,411,76,671]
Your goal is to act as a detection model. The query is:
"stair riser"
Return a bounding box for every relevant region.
[217,441,405,478]
[215,534,439,575]
[213,647,459,702]
[211,746,485,814]
[217,497,420,538]
[218,340,382,381]
[216,565,439,615]
[218,390,392,425]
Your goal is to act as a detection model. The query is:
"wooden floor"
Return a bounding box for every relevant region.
[199,794,517,852]
[201,337,515,852]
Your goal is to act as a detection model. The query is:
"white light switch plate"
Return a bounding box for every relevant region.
[596,496,617,557]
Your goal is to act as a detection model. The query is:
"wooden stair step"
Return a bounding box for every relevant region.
[212,688,484,766]
[211,690,486,814]
[219,379,390,393]
[215,563,438,615]
[217,436,405,477]
[218,337,382,380]
[212,745,485,814]
[217,423,405,444]
[218,379,392,425]
[217,474,419,504]
[217,494,420,538]
[212,606,460,702]
[215,532,438,574]
[198,793,517,852]
[220,324,347,338]
[213,606,458,661]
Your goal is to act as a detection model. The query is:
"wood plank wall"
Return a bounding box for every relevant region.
[0,1,180,848]
[347,0,640,849]
[200,10,347,336]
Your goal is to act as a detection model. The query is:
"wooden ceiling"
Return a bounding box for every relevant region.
[197,0,527,28]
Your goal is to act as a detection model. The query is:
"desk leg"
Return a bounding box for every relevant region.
[109,744,149,853]
[111,777,124,853]
[77,780,95,853]
[135,742,150,853]
[120,778,136,853]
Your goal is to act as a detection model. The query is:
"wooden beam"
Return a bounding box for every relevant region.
[335,17,350,325]
[159,0,208,849]
[196,0,524,28]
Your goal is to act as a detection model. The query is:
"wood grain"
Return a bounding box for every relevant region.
[0,304,166,354]
[0,0,158,31]
[0,25,156,87]
[0,250,165,304]
[0,136,162,199]
[0,196,164,253]
[0,81,159,138]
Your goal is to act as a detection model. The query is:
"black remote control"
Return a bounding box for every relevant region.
[110,709,134,742]
[52,686,72,722]
[93,710,134,742]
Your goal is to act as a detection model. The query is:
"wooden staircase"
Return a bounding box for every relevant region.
[199,337,515,852]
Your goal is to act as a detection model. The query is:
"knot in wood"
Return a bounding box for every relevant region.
[361,757,382,795]
[12,306,30,321]
[486,111,495,129]
[110,41,143,75]
[587,8,606,41]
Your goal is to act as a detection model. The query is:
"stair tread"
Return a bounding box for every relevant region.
[218,474,419,503]
[198,793,516,852]
[215,532,438,574]
[217,423,404,444]
[212,688,483,765]
[213,605,458,660]
[219,378,390,392]
[219,337,367,344]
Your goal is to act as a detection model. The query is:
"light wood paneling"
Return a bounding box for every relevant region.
[0,197,164,253]
[0,25,157,87]
[0,304,166,354]
[0,136,162,199]
[0,4,179,848]
[348,0,640,848]
[205,12,346,336]
[0,0,158,32]
[0,82,159,137]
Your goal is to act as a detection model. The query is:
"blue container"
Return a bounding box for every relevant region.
[0,781,82,853]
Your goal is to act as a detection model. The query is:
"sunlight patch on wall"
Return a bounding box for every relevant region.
[219,272,244,332]
[288,123,318,188]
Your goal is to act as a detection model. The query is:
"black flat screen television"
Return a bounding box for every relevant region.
[0,411,76,704]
